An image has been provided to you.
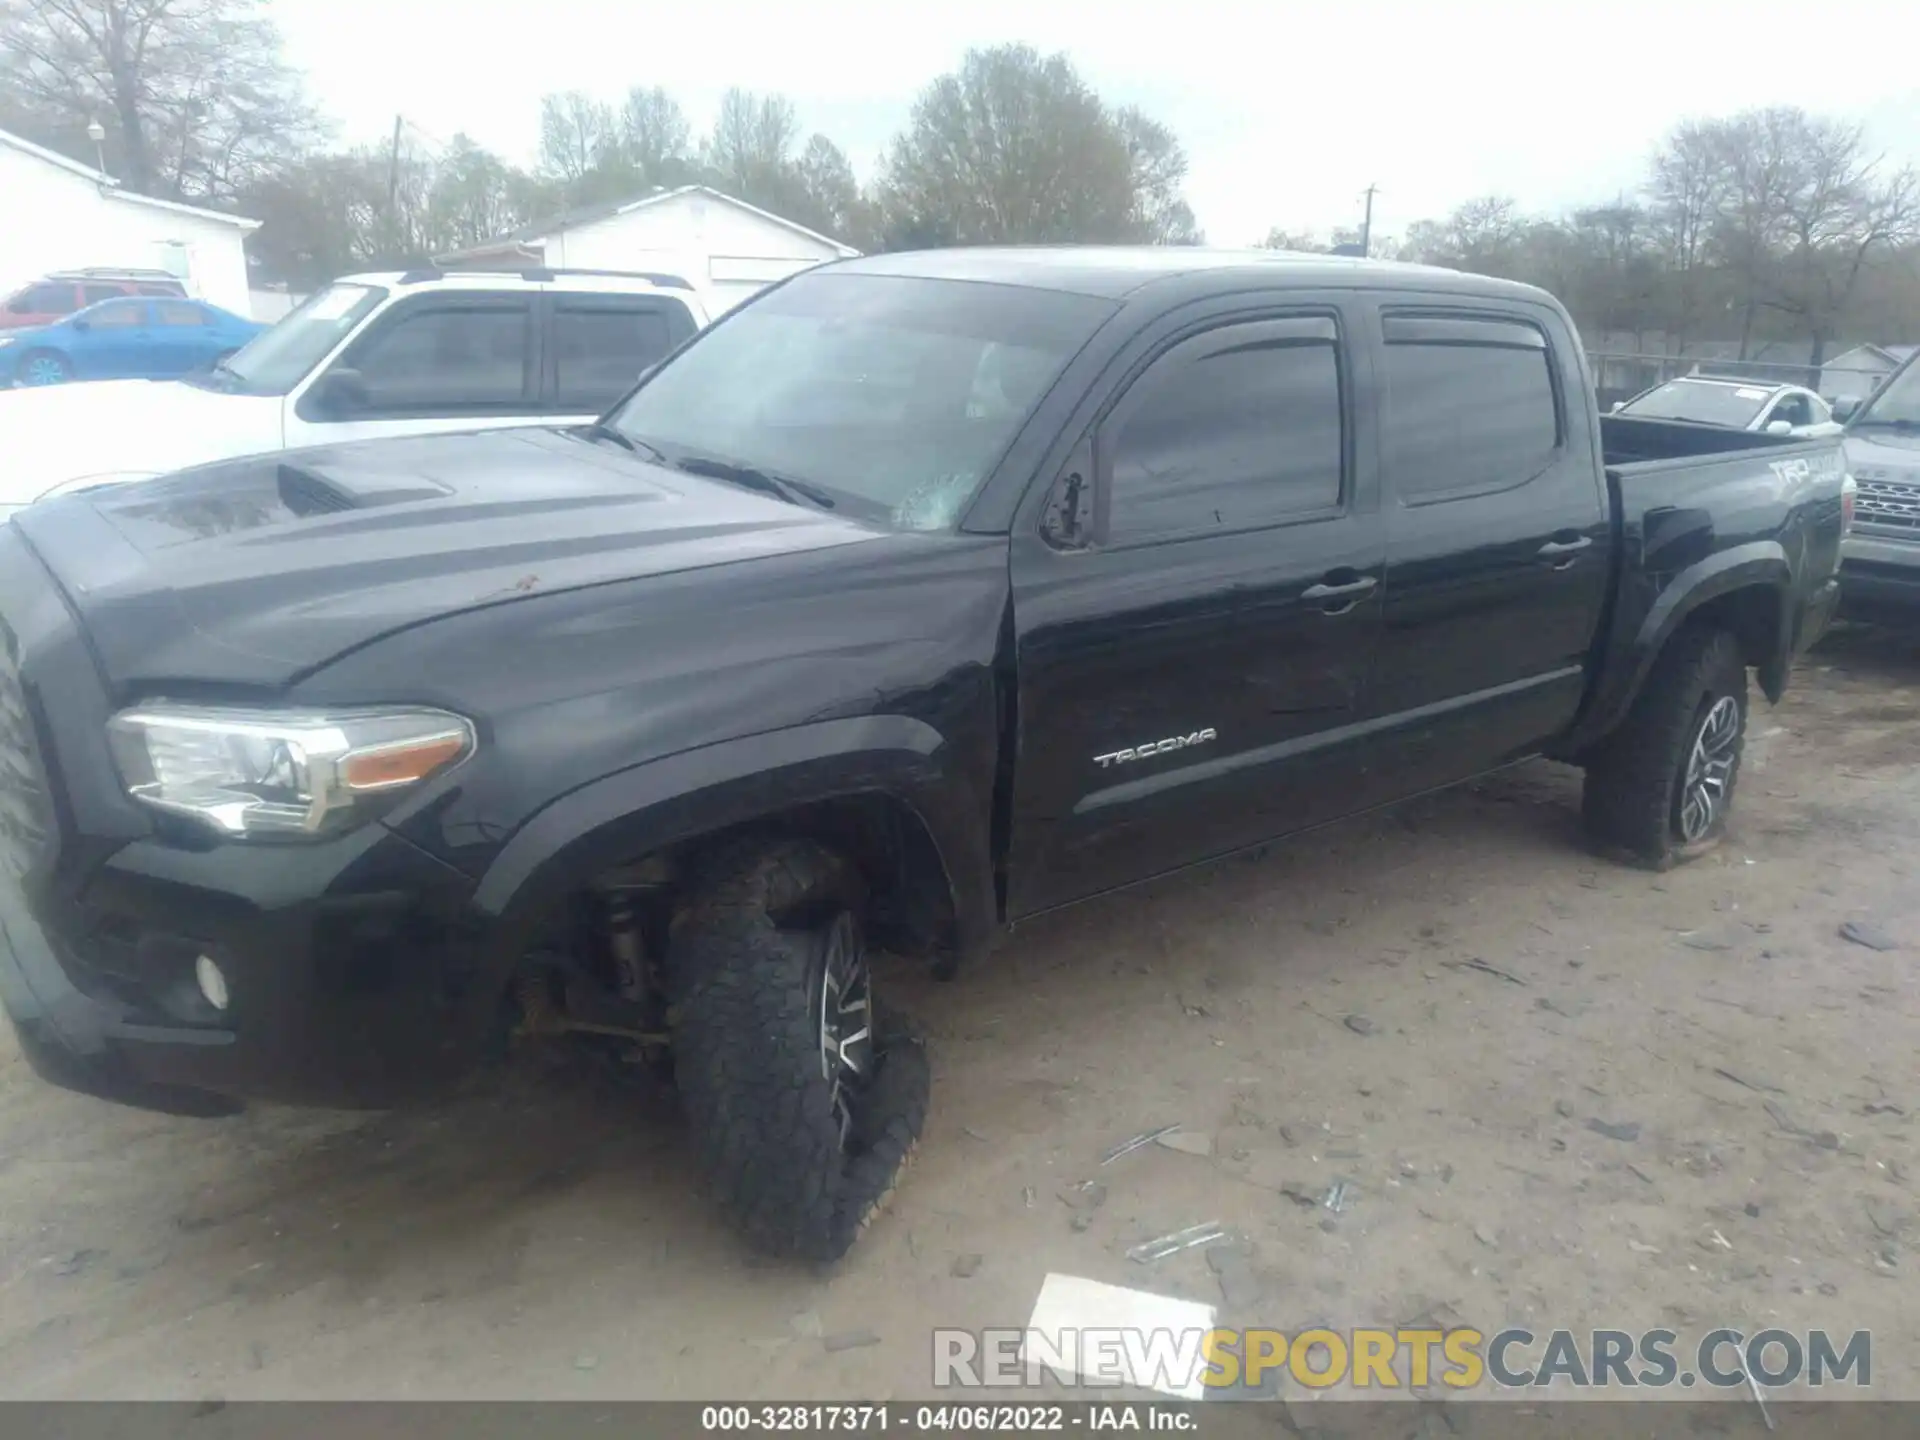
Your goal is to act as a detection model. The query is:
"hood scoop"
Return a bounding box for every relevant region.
[97,452,458,549]
[276,464,359,516]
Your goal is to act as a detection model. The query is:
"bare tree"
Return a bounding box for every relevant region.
[537,90,616,184]
[0,0,315,201]
[703,88,799,197]
[1757,114,1920,375]
[876,45,1173,247]
[790,133,861,241]
[1260,224,1377,254]
[1118,106,1201,244]
[617,85,695,187]
[1703,108,1806,358]
[1261,227,1320,251]
[1647,119,1729,351]
[240,150,384,288]
[428,134,530,251]
[1401,196,1528,273]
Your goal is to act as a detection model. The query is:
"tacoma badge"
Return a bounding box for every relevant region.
[1094,728,1218,769]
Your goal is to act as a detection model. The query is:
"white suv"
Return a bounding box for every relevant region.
[0,268,709,515]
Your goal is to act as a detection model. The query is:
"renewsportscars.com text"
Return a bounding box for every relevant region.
[934,1326,1871,1393]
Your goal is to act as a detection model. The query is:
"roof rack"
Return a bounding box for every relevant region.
[49,266,185,280]
[1683,369,1790,387]
[395,266,693,291]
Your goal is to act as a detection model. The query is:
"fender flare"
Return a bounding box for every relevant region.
[1567,542,1792,752]
[471,714,998,972]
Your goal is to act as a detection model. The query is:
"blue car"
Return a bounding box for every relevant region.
[0,296,264,387]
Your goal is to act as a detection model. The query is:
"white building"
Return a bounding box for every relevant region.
[0,128,259,315]
[435,185,858,313]
[1819,344,1920,402]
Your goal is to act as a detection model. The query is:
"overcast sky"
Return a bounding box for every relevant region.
[271,0,1920,246]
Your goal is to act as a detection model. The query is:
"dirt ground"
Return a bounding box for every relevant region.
[1,626,1916,1405]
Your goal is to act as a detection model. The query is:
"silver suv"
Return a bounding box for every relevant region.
[1839,353,1920,619]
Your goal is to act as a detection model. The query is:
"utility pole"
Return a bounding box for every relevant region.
[1360,183,1379,258]
[387,114,403,210]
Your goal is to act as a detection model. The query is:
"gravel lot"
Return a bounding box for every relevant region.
[2,626,1915,1405]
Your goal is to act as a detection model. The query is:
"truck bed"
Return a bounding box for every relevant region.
[1566,413,1848,754]
[1598,412,1814,469]
[1599,412,1848,541]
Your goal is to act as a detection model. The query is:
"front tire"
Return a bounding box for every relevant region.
[670,839,928,1261]
[17,349,72,386]
[1582,624,1749,869]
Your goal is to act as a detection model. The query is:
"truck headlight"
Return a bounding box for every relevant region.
[107,703,474,838]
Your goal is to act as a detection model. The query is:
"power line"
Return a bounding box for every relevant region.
[401,117,451,158]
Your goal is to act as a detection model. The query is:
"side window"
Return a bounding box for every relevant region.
[343,300,532,411]
[81,284,125,306]
[12,283,74,314]
[550,301,681,411]
[1104,318,1344,545]
[155,302,209,326]
[1381,314,1561,503]
[84,300,147,328]
[1772,393,1813,427]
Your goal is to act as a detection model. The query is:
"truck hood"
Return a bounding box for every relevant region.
[12,427,881,690]
[0,379,283,506]
[1844,428,1920,474]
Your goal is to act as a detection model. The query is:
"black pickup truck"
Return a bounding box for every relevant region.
[0,249,1848,1260]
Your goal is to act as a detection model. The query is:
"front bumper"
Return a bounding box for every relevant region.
[1799,576,1842,653]
[0,523,505,1116]
[1,826,495,1113]
[1840,534,1920,618]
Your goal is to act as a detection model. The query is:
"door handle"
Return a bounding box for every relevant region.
[1538,536,1592,557]
[1302,575,1379,603]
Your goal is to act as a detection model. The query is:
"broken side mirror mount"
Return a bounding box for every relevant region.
[1040,440,1096,550]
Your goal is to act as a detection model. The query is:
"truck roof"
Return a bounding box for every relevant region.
[833,246,1552,303]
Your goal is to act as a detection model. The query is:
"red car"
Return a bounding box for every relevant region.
[1,268,187,331]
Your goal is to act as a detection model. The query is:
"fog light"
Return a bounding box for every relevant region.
[194,954,229,1012]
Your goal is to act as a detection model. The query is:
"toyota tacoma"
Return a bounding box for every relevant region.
[0,249,1849,1260]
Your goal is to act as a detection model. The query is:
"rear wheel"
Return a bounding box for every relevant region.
[669,838,928,1261]
[1581,624,1748,869]
[17,349,71,386]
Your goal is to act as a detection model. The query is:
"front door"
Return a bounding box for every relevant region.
[1007,306,1385,917]
[285,293,540,448]
[150,301,216,375]
[71,298,151,379]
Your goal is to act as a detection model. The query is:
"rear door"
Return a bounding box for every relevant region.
[4,282,79,328]
[1356,300,1611,802]
[540,294,697,418]
[285,291,540,448]
[1007,297,1386,916]
[149,301,219,374]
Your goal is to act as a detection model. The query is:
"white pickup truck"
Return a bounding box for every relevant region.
[0,268,709,518]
